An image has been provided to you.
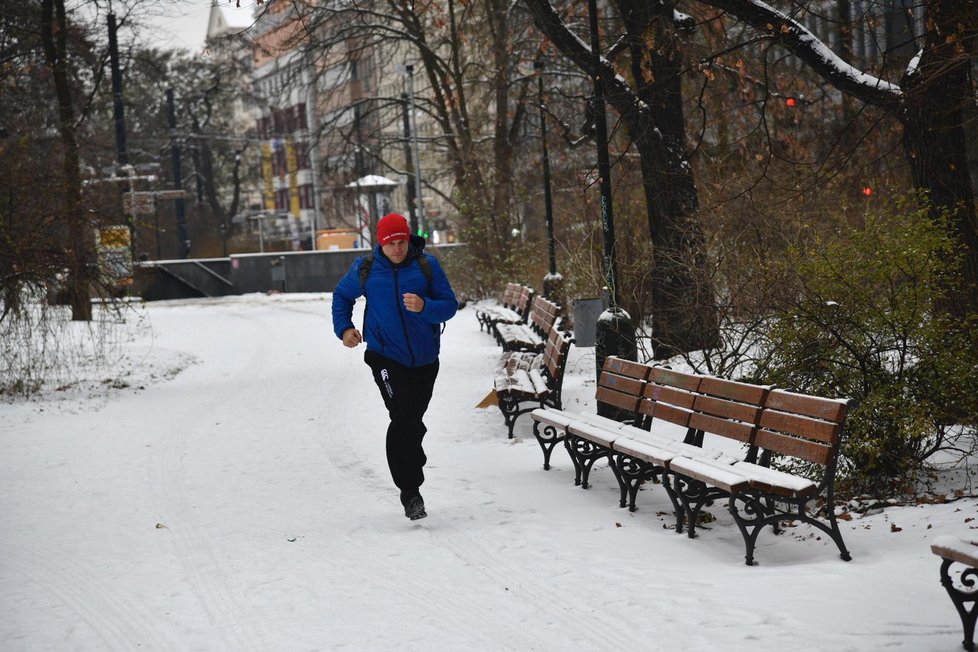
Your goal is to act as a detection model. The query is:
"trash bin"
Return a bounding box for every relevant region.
[572,297,606,347]
[270,256,286,291]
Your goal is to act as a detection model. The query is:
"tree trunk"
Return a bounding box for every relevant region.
[41,0,91,321]
[525,0,720,357]
[900,0,978,316]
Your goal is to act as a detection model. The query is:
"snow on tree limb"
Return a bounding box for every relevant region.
[700,0,902,109]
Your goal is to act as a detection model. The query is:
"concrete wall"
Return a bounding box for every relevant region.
[138,245,463,300]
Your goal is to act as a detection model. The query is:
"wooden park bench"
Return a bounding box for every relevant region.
[931,535,978,651]
[530,356,854,566]
[494,327,573,438]
[494,294,561,352]
[476,283,533,334]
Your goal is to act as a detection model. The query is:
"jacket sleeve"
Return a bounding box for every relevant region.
[331,257,364,339]
[419,256,458,324]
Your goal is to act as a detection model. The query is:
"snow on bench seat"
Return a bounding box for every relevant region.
[931,535,978,566]
[667,455,752,494]
[931,534,978,651]
[730,460,818,498]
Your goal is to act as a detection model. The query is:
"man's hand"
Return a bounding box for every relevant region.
[402,293,425,313]
[342,327,363,348]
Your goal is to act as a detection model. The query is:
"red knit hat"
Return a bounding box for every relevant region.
[377,213,411,246]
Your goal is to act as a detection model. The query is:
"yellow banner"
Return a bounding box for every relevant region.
[261,142,275,211]
[286,138,300,218]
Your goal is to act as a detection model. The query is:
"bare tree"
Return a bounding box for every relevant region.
[697,0,978,317]
[523,0,720,357]
[39,0,94,321]
[295,0,545,281]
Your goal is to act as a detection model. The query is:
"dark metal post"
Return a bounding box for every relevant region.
[535,61,562,303]
[586,0,637,397]
[107,13,128,168]
[166,88,190,258]
[405,64,425,236]
[401,93,418,233]
[107,13,135,259]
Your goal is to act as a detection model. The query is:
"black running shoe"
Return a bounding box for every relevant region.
[404,495,427,520]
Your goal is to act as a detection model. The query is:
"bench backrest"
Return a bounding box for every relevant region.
[596,356,652,421]
[542,327,572,383]
[529,295,562,336]
[756,390,850,466]
[540,328,573,407]
[640,367,771,449]
[516,285,535,319]
[690,376,770,445]
[501,282,521,309]
[640,366,700,430]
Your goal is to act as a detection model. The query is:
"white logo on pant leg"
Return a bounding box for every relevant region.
[381,368,394,398]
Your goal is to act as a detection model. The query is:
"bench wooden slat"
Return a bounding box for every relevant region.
[603,356,653,381]
[595,386,643,413]
[765,389,849,423]
[692,394,763,425]
[688,412,756,443]
[641,400,694,428]
[600,372,645,396]
[643,383,697,409]
[932,535,978,567]
[668,456,751,494]
[731,460,819,497]
[612,436,677,466]
[697,376,770,405]
[650,366,701,391]
[754,428,834,464]
[759,409,841,444]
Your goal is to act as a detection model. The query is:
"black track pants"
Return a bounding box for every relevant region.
[365,350,440,497]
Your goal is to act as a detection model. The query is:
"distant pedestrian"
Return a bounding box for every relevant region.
[331,213,458,520]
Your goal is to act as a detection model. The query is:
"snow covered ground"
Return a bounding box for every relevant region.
[1,292,976,651]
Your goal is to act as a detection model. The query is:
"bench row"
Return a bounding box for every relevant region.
[530,356,854,566]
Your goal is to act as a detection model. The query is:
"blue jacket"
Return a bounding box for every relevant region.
[332,237,458,368]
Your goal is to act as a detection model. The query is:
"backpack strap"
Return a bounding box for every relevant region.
[359,251,432,295]
[358,253,375,295]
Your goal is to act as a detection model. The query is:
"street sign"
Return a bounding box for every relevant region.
[154,189,186,200]
[123,189,185,215]
[122,192,154,215]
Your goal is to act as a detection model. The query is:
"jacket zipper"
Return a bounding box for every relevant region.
[393,266,416,366]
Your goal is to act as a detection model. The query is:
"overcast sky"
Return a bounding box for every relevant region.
[142,1,256,53]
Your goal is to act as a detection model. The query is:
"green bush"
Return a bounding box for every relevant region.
[760,197,978,497]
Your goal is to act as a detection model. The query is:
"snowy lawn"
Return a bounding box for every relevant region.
[1,293,975,651]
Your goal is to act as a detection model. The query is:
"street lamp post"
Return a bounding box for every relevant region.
[534,61,562,303]
[586,0,637,393]
[405,64,425,236]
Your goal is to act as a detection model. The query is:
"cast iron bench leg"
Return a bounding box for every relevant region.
[938,557,978,651]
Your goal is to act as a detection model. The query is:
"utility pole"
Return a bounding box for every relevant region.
[405,64,425,236]
[306,66,321,250]
[401,93,419,234]
[107,13,128,168]
[166,88,190,258]
[534,61,561,302]
[107,12,134,259]
[586,0,637,393]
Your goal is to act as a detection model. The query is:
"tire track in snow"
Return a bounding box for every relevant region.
[314,332,650,650]
[0,541,176,650]
[147,306,277,651]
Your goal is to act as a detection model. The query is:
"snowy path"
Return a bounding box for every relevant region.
[0,293,973,651]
